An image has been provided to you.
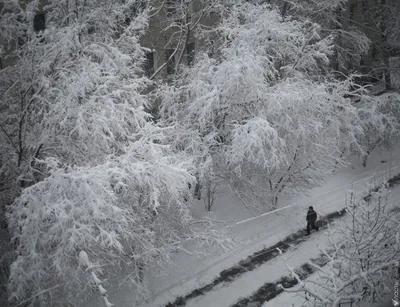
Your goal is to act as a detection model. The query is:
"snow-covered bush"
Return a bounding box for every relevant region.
[280,184,400,306]
[0,1,230,306]
[159,0,394,209]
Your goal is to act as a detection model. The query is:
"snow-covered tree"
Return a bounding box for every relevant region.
[147,0,219,81]
[0,1,229,306]
[357,91,400,167]
[267,0,371,72]
[280,184,400,306]
[358,0,400,89]
[158,0,395,210]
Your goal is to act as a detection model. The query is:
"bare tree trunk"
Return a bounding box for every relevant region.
[362,138,381,167]
[271,195,278,209]
[194,182,201,200]
[380,0,392,90]
[383,46,392,90]
[204,180,216,211]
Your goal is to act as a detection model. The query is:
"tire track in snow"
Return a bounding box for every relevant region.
[165,209,346,307]
[230,253,330,307]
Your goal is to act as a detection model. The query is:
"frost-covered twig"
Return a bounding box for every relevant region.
[12,285,60,307]
[79,251,114,307]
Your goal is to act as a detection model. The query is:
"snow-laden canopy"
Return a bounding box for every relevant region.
[159,1,396,208]
[0,1,228,305]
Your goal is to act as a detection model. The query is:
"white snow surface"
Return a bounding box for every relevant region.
[84,142,400,307]
[262,185,400,307]
[175,185,400,307]
[187,224,332,307]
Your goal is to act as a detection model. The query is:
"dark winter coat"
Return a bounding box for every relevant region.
[306,209,317,222]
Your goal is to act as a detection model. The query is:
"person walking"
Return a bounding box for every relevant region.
[306,206,319,235]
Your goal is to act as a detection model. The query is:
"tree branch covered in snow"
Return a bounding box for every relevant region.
[0,1,231,306]
[269,0,371,72]
[146,0,219,81]
[158,0,396,209]
[357,91,400,166]
[79,251,114,307]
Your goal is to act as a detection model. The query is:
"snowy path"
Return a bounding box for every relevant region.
[259,185,400,307]
[83,144,400,307]
[143,157,400,307]
[185,185,400,307]
[165,208,346,306]
[147,148,400,303]
[186,225,333,307]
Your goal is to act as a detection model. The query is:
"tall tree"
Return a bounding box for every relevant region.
[0,1,227,306]
[158,0,396,210]
[344,0,400,89]
[268,0,371,73]
[148,0,219,80]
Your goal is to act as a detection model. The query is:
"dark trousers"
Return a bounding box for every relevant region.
[307,220,318,235]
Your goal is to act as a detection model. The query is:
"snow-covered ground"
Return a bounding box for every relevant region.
[162,184,400,307]
[145,183,400,307]
[85,142,400,307]
[262,186,400,307]
[185,225,333,307]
